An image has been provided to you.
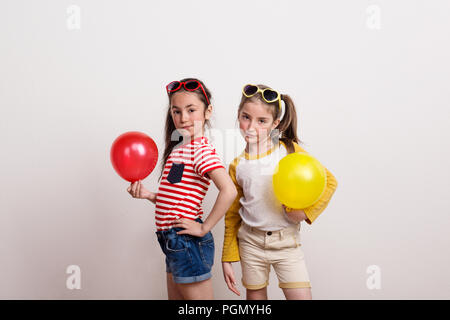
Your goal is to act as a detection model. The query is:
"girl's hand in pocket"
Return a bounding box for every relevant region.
[127,180,156,202]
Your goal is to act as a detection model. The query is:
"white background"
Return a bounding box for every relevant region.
[0,0,449,299]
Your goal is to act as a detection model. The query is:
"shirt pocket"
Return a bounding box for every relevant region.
[167,162,185,184]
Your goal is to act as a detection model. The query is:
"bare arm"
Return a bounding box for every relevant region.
[173,167,237,237]
[201,168,238,234]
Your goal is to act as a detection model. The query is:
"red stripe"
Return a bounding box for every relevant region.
[159,206,201,216]
[174,144,198,150]
[155,213,201,222]
[163,167,198,174]
[162,172,208,184]
[194,146,217,157]
[164,165,194,172]
[155,215,182,221]
[160,181,206,196]
[167,156,194,163]
[159,175,210,190]
[157,187,203,201]
[156,201,198,212]
[165,161,194,168]
[156,210,203,219]
[155,214,201,223]
[193,147,212,158]
[197,159,221,173]
[178,180,209,191]
[156,193,200,206]
[201,165,225,176]
[157,193,202,207]
[163,167,196,175]
[156,195,198,206]
[156,202,197,213]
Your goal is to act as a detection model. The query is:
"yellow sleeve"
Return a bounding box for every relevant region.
[285,142,338,224]
[221,157,243,262]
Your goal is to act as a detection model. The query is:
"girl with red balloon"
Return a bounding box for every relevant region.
[111,78,237,300]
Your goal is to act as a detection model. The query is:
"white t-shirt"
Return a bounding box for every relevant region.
[230,141,297,231]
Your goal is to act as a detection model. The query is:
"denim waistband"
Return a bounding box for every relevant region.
[156,218,203,239]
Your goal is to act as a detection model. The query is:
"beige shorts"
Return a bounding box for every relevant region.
[237,222,311,290]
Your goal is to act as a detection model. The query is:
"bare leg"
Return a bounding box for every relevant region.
[282,287,312,300]
[246,287,268,300]
[166,273,184,300]
[176,278,214,300]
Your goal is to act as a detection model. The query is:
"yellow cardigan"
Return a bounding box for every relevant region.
[221,141,338,262]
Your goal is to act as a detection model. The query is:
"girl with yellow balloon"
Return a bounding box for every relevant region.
[221,84,338,301]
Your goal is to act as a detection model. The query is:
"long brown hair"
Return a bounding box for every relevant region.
[159,78,212,180]
[237,84,302,153]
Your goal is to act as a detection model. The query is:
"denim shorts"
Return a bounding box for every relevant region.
[155,218,215,284]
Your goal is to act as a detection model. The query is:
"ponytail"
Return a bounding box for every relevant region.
[277,94,300,154]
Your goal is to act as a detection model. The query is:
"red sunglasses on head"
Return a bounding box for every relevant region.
[166,80,210,105]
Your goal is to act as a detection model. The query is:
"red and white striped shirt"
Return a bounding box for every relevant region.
[155,136,225,231]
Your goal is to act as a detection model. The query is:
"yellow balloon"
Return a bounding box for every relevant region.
[273,152,326,209]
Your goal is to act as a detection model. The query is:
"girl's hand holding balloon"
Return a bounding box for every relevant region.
[127,180,156,203]
[282,204,308,223]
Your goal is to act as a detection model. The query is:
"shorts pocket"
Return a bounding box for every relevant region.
[284,232,301,249]
[237,223,243,240]
[166,234,187,253]
[165,235,192,272]
[293,232,301,247]
[199,233,215,270]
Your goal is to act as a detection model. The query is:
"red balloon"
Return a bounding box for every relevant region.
[110,131,158,182]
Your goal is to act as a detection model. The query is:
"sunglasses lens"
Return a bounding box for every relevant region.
[184,80,200,90]
[263,89,278,102]
[167,81,181,92]
[244,85,258,96]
